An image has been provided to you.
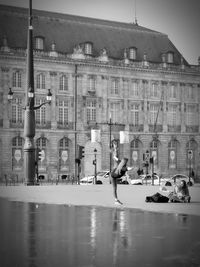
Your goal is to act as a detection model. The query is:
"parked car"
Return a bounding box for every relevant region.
[130,177,143,185]
[80,170,131,185]
[80,170,110,185]
[161,174,194,187]
[142,174,161,185]
[130,174,161,185]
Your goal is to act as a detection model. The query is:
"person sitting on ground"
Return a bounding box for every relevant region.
[169,180,191,203]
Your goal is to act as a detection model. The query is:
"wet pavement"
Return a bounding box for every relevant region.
[0,198,200,267]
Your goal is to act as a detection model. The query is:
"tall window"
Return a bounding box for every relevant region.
[150,104,159,125]
[169,84,176,99]
[58,100,69,125]
[186,104,196,126]
[35,99,46,125]
[88,76,96,92]
[35,37,44,50]
[12,136,23,171]
[11,98,23,124]
[12,71,22,88]
[36,73,45,89]
[150,83,159,98]
[168,104,178,126]
[86,100,96,122]
[130,103,139,126]
[110,102,120,123]
[185,85,195,100]
[111,78,119,95]
[130,81,139,97]
[59,75,68,91]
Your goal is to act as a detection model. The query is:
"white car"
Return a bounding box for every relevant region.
[130,174,161,185]
[80,170,110,185]
[161,174,194,187]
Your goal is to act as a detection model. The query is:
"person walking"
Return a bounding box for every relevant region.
[111,157,129,205]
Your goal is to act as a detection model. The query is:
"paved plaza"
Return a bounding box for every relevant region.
[0,184,200,216]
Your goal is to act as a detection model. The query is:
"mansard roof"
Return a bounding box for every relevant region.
[0,4,187,65]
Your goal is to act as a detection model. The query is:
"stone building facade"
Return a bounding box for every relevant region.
[0,5,200,182]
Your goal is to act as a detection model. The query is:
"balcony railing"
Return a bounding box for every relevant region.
[57,121,74,130]
[129,124,144,132]
[36,121,51,129]
[185,125,199,133]
[167,125,181,132]
[148,124,163,133]
[10,121,24,128]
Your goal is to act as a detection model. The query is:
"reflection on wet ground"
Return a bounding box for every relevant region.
[0,198,200,267]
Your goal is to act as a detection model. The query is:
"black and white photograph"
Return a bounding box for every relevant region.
[0,0,200,266]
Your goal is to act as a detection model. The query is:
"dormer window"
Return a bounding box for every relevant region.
[129,47,137,60]
[167,51,174,63]
[35,36,44,50]
[84,42,93,55]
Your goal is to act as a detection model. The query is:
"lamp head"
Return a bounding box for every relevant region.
[28,87,34,98]
[46,89,52,102]
[7,87,13,100]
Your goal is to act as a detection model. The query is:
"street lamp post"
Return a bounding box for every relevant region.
[8,0,52,185]
[94,148,97,184]
[109,114,112,184]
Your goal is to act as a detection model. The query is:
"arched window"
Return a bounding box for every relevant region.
[36,137,47,170]
[150,140,158,167]
[186,140,196,172]
[59,137,70,172]
[12,71,22,88]
[168,139,177,169]
[130,139,140,166]
[12,136,23,171]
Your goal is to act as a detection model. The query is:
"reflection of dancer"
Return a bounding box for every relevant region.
[111,157,128,205]
[112,209,129,265]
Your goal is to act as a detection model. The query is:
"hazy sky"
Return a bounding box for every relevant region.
[0,0,199,65]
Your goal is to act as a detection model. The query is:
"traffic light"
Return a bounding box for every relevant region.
[36,148,43,162]
[93,159,96,165]
[78,146,85,159]
[150,157,154,164]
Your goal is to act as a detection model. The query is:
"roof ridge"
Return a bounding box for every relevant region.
[0,4,165,36]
